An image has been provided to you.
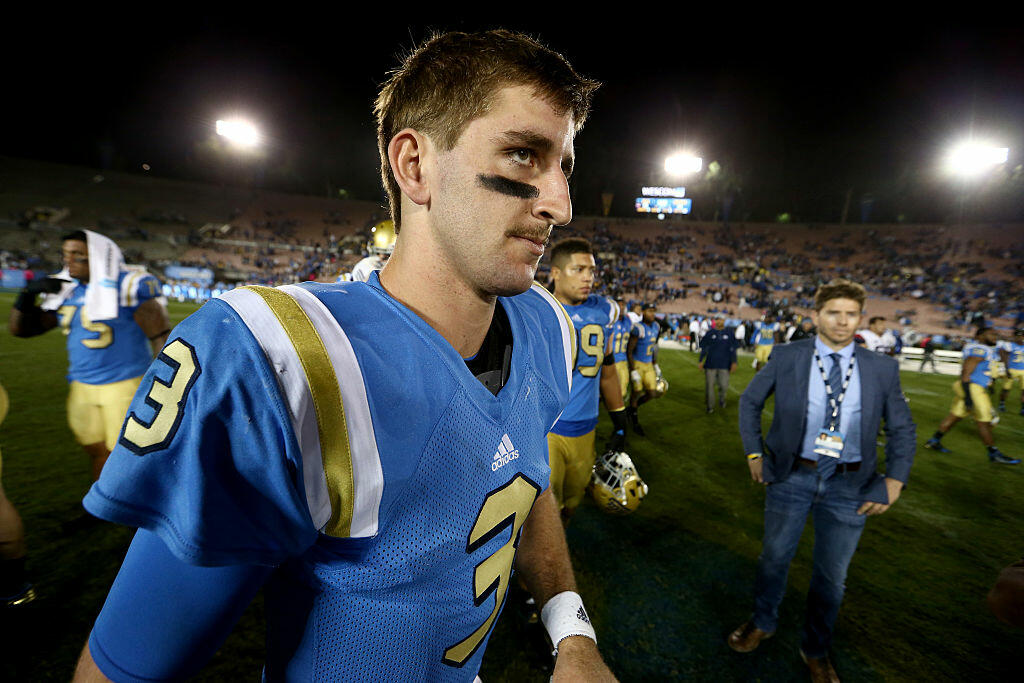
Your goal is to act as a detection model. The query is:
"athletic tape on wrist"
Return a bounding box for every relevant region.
[541,590,597,655]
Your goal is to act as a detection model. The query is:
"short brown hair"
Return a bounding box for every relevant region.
[549,237,592,270]
[814,279,866,311]
[374,30,600,230]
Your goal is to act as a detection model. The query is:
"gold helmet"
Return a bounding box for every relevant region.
[589,451,648,514]
[652,376,669,398]
[368,219,396,256]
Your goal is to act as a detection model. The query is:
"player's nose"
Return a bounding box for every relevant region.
[532,170,572,227]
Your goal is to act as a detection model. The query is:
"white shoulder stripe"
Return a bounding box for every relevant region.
[530,283,574,394]
[283,285,383,538]
[219,288,334,532]
[120,270,142,308]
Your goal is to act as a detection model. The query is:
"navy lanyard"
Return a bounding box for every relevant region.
[814,350,856,432]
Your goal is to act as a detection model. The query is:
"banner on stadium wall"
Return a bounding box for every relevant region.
[601,193,614,216]
[1,269,28,289]
[164,265,214,285]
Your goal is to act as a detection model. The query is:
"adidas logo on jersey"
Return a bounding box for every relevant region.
[491,434,519,472]
[576,606,591,624]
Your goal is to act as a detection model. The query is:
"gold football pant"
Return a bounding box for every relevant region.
[547,430,596,513]
[67,376,144,451]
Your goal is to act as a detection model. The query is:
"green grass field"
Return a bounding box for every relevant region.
[1,292,1021,681]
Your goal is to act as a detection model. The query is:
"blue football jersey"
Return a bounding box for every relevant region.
[550,295,617,437]
[47,270,161,384]
[754,322,778,346]
[83,272,574,681]
[610,316,633,363]
[998,341,1024,371]
[963,342,1002,387]
[631,320,661,364]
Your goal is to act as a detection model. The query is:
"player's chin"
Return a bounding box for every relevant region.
[486,264,538,297]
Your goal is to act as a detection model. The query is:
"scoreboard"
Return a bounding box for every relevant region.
[635,196,692,214]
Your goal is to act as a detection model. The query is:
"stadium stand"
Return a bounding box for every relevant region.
[2,155,1021,341]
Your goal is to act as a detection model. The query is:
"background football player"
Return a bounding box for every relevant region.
[546,237,628,525]
[611,298,634,404]
[8,230,169,485]
[925,326,1019,464]
[752,315,780,371]
[626,303,664,436]
[348,218,396,282]
[73,30,615,682]
[997,329,1024,414]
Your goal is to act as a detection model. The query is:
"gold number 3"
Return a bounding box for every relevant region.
[443,474,540,667]
[119,339,201,455]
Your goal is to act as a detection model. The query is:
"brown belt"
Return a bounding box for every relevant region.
[798,457,861,473]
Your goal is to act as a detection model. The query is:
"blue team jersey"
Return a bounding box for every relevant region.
[84,272,574,681]
[47,270,161,384]
[963,342,1002,387]
[631,320,661,364]
[550,295,617,437]
[610,316,633,363]
[754,322,778,346]
[999,341,1024,371]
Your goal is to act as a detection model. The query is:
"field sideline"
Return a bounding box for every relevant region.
[1,293,1021,681]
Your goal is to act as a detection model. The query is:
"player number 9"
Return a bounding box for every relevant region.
[578,324,606,378]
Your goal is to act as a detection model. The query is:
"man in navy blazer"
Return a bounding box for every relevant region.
[728,279,915,683]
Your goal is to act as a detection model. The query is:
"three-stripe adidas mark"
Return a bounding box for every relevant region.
[491,434,520,472]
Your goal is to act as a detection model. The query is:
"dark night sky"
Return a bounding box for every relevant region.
[3,12,1022,222]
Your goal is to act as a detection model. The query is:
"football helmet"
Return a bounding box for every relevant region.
[589,451,648,514]
[652,365,669,398]
[368,219,396,256]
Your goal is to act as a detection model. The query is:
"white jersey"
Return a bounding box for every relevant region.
[858,328,896,354]
[350,255,386,283]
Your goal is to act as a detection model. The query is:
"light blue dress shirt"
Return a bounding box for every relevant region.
[801,337,862,463]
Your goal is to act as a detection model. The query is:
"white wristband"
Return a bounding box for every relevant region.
[540,590,597,655]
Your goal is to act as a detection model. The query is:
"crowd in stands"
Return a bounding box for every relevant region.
[4,180,1021,343]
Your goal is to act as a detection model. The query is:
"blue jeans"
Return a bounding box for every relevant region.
[751,464,867,658]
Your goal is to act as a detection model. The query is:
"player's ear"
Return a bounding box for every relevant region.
[388,128,431,207]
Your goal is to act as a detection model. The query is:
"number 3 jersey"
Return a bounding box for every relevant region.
[42,270,162,385]
[550,295,617,438]
[83,272,574,681]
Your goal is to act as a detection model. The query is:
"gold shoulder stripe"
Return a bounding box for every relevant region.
[243,286,355,538]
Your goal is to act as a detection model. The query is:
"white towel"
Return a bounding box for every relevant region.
[83,230,124,321]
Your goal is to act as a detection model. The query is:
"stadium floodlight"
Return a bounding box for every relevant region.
[945,142,1009,177]
[664,153,703,177]
[216,118,261,148]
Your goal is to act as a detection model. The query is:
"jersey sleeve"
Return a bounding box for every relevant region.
[135,273,162,303]
[963,344,987,360]
[83,299,319,567]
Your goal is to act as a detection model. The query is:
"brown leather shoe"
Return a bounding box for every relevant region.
[727,621,774,652]
[800,649,840,683]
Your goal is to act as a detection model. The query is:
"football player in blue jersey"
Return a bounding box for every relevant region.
[925,327,1019,464]
[546,238,628,524]
[997,329,1024,414]
[8,230,169,483]
[752,315,780,371]
[611,299,634,403]
[73,30,615,682]
[626,303,664,436]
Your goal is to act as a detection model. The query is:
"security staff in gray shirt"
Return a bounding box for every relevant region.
[699,315,738,413]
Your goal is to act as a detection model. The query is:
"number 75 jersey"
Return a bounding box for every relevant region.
[84,273,575,681]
